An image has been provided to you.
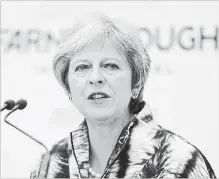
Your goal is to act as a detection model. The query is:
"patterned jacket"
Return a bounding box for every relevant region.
[31,104,216,178]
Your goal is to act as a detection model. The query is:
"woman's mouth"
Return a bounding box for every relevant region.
[88,92,110,100]
[87,92,111,104]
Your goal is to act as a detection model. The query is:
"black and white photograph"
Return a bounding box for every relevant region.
[1,1,219,178]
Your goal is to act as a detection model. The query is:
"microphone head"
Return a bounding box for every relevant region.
[4,100,16,110]
[16,99,27,110]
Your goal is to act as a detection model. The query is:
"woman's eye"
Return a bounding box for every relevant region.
[75,64,89,72]
[104,63,119,70]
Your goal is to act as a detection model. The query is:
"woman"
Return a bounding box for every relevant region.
[31,12,216,178]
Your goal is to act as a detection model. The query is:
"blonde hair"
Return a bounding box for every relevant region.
[53,12,151,114]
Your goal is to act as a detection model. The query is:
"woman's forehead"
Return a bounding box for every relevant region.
[72,39,126,61]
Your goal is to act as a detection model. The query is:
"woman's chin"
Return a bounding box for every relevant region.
[89,111,113,119]
[84,109,115,123]
[82,99,116,122]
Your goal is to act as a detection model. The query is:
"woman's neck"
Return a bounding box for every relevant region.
[86,112,135,174]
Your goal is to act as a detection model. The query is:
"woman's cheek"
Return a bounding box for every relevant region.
[69,78,82,98]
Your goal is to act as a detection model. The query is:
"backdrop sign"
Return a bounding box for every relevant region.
[1,26,218,52]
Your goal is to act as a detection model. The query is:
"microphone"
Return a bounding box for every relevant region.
[4,99,50,178]
[1,100,16,111]
[13,99,28,110]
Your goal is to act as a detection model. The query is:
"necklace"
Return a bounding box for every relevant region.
[88,166,102,178]
[84,163,102,178]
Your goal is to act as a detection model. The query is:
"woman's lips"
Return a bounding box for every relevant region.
[87,92,110,99]
[88,97,111,105]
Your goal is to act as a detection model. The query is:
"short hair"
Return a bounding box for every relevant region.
[53,12,151,114]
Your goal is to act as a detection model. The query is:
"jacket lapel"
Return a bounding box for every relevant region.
[69,121,89,178]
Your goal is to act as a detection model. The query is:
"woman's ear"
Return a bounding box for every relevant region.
[69,96,74,103]
[131,81,141,99]
[67,92,74,104]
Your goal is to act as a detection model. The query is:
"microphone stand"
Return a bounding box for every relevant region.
[4,109,48,152]
[4,108,50,178]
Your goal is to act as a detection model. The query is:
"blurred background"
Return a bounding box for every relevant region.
[1,1,219,178]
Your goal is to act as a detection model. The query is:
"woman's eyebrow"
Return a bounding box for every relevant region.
[72,59,89,64]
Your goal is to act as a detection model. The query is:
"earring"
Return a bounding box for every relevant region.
[131,89,139,99]
[69,96,73,102]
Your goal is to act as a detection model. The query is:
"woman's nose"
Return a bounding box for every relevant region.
[89,68,105,86]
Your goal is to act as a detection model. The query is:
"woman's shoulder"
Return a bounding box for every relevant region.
[136,117,201,153]
[30,137,71,178]
[154,127,204,163]
[135,119,216,178]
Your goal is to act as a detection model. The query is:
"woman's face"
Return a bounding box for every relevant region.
[68,39,132,123]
